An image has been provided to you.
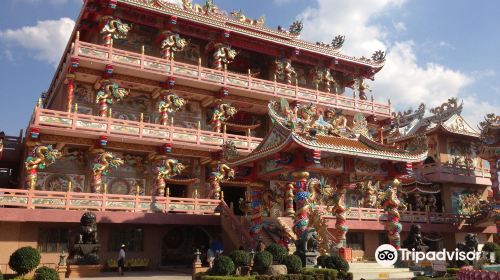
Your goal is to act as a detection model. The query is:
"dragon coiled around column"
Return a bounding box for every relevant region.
[331,184,348,244]
[209,163,234,199]
[210,103,238,133]
[158,93,187,126]
[100,16,133,46]
[293,177,319,236]
[153,159,186,196]
[95,80,130,117]
[160,32,189,59]
[274,58,296,85]
[91,152,124,193]
[25,145,61,189]
[211,43,238,70]
[380,179,405,249]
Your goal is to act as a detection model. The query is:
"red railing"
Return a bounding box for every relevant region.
[317,205,465,224]
[31,107,261,152]
[218,201,257,249]
[416,162,490,178]
[0,188,220,214]
[70,38,392,118]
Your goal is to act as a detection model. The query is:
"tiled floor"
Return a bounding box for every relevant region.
[77,271,192,280]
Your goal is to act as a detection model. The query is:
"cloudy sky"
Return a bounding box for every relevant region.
[0,0,498,135]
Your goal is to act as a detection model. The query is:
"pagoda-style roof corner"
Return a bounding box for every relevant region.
[228,99,427,166]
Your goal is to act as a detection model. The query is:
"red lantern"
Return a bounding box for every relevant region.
[163,143,172,154]
[104,64,114,78]
[30,128,40,140]
[99,135,108,147]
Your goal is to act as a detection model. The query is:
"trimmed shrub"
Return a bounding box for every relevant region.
[302,268,338,280]
[0,270,3,280]
[325,255,349,272]
[265,243,288,264]
[446,267,460,275]
[200,276,255,280]
[34,266,59,280]
[317,255,329,268]
[9,246,41,276]
[338,271,353,280]
[229,250,250,267]
[482,242,500,263]
[283,255,302,274]
[211,256,235,276]
[254,251,273,269]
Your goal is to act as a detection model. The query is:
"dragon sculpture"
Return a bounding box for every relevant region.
[230,10,265,26]
[182,0,215,14]
[91,152,124,193]
[430,97,461,117]
[160,32,189,60]
[330,184,348,245]
[100,16,133,47]
[308,208,332,254]
[362,180,379,208]
[153,159,186,196]
[95,80,130,117]
[209,163,235,199]
[210,43,238,70]
[274,58,296,85]
[261,188,280,216]
[331,35,346,49]
[158,93,187,126]
[293,175,320,236]
[210,103,238,133]
[371,50,386,63]
[288,20,303,36]
[312,67,336,93]
[25,145,61,190]
[249,182,264,239]
[354,77,370,101]
[380,179,405,249]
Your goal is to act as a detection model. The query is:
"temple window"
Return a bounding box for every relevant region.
[37,228,69,253]
[346,232,365,250]
[107,227,144,252]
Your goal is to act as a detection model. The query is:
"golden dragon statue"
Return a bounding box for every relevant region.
[158,93,187,126]
[91,152,124,193]
[209,163,234,199]
[25,145,61,190]
[100,16,133,47]
[210,103,238,133]
[153,159,186,196]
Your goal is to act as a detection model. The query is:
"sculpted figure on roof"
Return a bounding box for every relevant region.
[231,9,265,27]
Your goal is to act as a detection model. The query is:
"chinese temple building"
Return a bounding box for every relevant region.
[0,0,497,273]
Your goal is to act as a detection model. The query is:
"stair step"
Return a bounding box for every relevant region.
[350,268,411,273]
[353,271,415,280]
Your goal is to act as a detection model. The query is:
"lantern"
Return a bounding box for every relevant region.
[108,0,117,9]
[312,150,321,164]
[70,57,79,71]
[167,76,175,88]
[168,16,177,25]
[224,30,231,38]
[30,128,40,139]
[99,135,108,147]
[163,143,172,154]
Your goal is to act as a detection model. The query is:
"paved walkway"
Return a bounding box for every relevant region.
[77,271,192,280]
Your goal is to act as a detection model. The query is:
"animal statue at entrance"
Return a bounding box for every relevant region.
[100,16,133,47]
[160,32,189,59]
[312,67,336,93]
[210,103,238,133]
[274,58,296,85]
[153,159,186,196]
[25,145,61,190]
[91,151,124,193]
[211,43,238,70]
[70,212,100,265]
[158,93,187,126]
[95,80,130,117]
[230,10,265,27]
[402,224,428,252]
[296,228,319,253]
[380,179,405,249]
[457,233,478,254]
[209,163,235,199]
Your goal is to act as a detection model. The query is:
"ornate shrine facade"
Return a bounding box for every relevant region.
[0,0,496,271]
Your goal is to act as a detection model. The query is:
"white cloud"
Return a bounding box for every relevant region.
[393,21,406,32]
[298,0,490,125]
[0,18,75,65]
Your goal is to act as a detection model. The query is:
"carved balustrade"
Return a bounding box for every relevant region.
[0,188,219,214]
[30,107,261,152]
[415,162,491,178]
[64,38,392,118]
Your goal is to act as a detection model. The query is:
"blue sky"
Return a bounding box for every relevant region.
[0,0,498,135]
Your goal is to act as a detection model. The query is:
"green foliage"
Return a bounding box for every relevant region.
[0,269,3,280]
[254,251,273,269]
[33,266,59,280]
[337,271,352,280]
[229,250,250,267]
[302,268,338,280]
[283,255,303,274]
[200,276,255,280]
[265,244,288,264]
[317,255,329,268]
[211,256,235,276]
[323,255,349,272]
[482,242,500,263]
[8,247,41,276]
[446,267,460,275]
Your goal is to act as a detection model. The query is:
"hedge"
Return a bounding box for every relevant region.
[200,276,256,280]
[0,269,3,280]
[302,268,338,280]
[446,268,460,275]
[33,266,59,280]
[230,250,250,267]
[254,251,273,269]
[283,255,302,274]
[8,247,41,276]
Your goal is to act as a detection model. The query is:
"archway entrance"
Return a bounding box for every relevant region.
[221,186,246,215]
[161,226,210,266]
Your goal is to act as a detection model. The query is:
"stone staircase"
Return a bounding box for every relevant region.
[349,262,416,280]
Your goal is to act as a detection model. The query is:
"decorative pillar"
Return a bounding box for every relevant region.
[90,149,123,193]
[160,31,188,60]
[95,79,130,118]
[158,91,186,126]
[210,103,237,133]
[249,181,264,240]
[292,171,310,237]
[152,158,185,196]
[100,16,132,47]
[284,182,295,217]
[331,184,348,246]
[24,145,61,190]
[383,179,403,249]
[489,159,499,199]
[64,57,79,112]
[209,163,234,199]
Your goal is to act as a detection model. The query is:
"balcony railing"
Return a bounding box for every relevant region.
[318,205,465,224]
[31,108,261,152]
[416,162,491,178]
[70,38,392,118]
[0,188,220,214]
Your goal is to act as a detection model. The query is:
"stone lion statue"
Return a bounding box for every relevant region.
[457,233,478,253]
[402,224,428,252]
[296,228,319,253]
[77,212,98,244]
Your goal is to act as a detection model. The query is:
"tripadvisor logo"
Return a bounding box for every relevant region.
[375,244,487,266]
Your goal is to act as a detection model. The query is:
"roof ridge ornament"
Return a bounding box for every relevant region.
[331,35,345,49]
[371,50,386,63]
[288,20,303,36]
[429,97,463,122]
[392,103,425,128]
